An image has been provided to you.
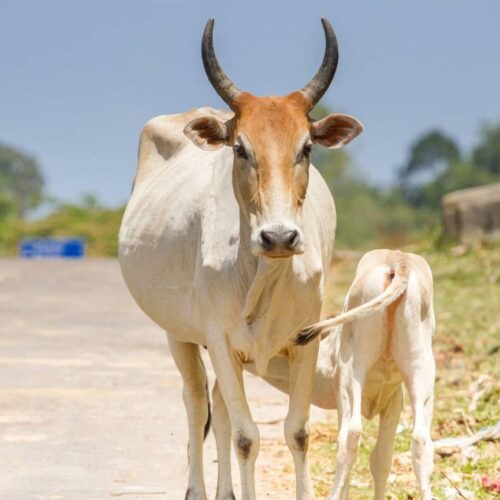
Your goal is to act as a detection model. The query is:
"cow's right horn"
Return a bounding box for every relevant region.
[301,18,339,107]
[202,18,241,108]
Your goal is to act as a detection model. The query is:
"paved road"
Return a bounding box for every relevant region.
[0,259,330,500]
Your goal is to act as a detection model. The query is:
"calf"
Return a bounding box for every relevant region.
[259,249,435,499]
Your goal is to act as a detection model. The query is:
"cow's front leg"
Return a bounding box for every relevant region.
[285,339,319,500]
[208,340,259,500]
[212,379,235,499]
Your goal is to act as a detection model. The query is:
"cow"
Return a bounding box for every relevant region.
[119,18,363,500]
[246,249,435,499]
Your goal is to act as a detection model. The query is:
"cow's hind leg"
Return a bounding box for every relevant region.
[212,379,235,500]
[392,321,435,500]
[329,366,364,500]
[370,386,403,500]
[406,357,434,500]
[167,334,210,500]
[330,318,382,500]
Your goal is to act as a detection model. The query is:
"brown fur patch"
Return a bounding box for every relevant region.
[236,432,253,459]
[231,92,312,209]
[294,428,309,452]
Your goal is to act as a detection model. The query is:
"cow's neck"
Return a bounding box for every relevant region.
[237,212,294,320]
[233,212,321,375]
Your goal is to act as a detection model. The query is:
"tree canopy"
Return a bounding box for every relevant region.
[398,125,500,209]
[0,144,44,219]
[472,123,500,174]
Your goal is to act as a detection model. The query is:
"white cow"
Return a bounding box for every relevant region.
[253,249,436,499]
[119,18,363,500]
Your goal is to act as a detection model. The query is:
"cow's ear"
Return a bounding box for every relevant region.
[311,113,363,149]
[184,116,230,151]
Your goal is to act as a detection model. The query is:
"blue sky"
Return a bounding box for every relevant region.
[1,0,499,207]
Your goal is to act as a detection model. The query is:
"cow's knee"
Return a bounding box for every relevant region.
[236,433,253,459]
[234,425,259,461]
[293,428,309,452]
[285,418,310,453]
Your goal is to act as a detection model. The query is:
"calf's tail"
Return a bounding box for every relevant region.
[295,251,409,346]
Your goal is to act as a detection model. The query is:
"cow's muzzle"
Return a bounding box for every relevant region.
[258,228,304,258]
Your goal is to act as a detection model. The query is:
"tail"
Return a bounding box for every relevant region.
[295,251,409,346]
[186,354,211,470]
[202,364,211,441]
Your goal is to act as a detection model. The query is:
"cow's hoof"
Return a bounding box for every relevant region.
[215,494,236,500]
[184,487,207,500]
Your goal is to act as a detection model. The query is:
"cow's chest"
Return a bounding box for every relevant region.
[228,268,323,376]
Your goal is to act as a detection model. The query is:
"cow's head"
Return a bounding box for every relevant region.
[184,18,363,259]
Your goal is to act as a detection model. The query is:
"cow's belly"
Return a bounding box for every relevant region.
[119,156,241,344]
[119,234,207,343]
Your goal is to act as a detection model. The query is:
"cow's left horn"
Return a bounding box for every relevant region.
[202,18,241,107]
[301,18,339,106]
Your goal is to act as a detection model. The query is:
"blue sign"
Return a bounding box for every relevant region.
[19,238,85,259]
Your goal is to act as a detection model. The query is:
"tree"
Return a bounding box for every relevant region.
[472,123,500,174]
[0,144,44,219]
[399,130,461,206]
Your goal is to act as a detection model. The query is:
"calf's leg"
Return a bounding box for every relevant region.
[406,356,435,500]
[370,386,403,500]
[329,365,364,500]
[392,321,435,500]
[330,318,383,500]
[167,334,210,500]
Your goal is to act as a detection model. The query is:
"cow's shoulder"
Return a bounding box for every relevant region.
[142,108,232,145]
[134,108,233,186]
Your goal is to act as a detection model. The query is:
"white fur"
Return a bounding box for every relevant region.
[119,108,336,500]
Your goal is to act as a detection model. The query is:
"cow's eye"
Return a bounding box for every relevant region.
[234,144,248,160]
[297,143,312,163]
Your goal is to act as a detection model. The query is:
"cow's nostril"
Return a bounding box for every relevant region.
[260,230,275,251]
[284,230,299,249]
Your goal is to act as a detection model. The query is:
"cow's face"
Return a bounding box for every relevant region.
[183,17,363,258]
[184,92,362,258]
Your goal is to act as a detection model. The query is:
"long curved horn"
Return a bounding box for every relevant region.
[202,18,241,107]
[301,18,339,106]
